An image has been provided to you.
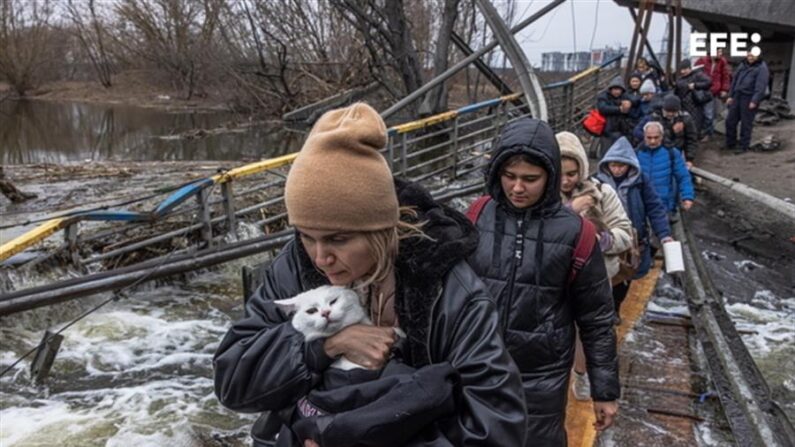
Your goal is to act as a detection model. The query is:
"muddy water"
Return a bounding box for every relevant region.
[0,236,268,447]
[687,186,795,424]
[0,100,303,164]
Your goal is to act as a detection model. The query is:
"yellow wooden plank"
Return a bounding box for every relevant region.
[391,111,459,134]
[569,66,599,83]
[212,153,300,184]
[566,262,663,447]
[0,218,70,263]
[500,92,523,102]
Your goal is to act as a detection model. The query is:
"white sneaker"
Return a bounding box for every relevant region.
[572,371,591,401]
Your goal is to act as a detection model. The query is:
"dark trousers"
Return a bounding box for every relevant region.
[725,95,758,150]
[612,281,631,313]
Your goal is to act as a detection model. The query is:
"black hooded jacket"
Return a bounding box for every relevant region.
[597,75,637,137]
[467,118,619,445]
[214,179,527,446]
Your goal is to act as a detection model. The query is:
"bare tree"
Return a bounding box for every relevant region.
[111,0,224,99]
[217,0,369,114]
[0,0,59,96]
[331,0,426,115]
[65,0,114,87]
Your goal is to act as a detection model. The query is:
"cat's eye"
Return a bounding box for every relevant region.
[329,298,338,305]
[306,308,318,314]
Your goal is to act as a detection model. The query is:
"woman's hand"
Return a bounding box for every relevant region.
[304,441,319,447]
[593,400,619,431]
[323,324,396,370]
[571,195,595,214]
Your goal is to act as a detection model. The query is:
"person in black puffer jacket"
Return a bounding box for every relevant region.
[467,118,620,446]
[596,75,637,156]
[214,103,527,447]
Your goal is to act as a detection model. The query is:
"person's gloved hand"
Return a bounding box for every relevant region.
[598,230,613,252]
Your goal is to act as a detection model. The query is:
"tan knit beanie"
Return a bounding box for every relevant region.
[285,102,399,231]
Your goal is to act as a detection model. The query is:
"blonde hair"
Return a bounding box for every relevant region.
[358,207,430,288]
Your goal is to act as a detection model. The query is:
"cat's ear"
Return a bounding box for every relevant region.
[273,297,298,314]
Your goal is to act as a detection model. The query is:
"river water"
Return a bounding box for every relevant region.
[1,100,793,446]
[0,100,303,164]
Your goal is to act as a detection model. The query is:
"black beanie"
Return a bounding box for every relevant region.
[678,59,692,70]
[663,95,681,112]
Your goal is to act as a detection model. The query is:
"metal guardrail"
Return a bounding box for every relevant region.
[0,55,624,280]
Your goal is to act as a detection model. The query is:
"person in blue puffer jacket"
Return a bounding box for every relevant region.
[634,121,695,214]
[595,137,673,314]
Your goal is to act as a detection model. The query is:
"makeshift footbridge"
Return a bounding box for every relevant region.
[2,0,794,443]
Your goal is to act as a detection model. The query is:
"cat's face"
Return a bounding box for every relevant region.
[274,286,367,340]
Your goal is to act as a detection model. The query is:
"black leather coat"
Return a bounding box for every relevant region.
[214,179,527,446]
[467,118,619,446]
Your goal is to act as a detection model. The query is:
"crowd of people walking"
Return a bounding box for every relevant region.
[210,49,772,447]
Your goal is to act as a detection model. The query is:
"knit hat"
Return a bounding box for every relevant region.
[662,95,681,112]
[639,79,656,94]
[285,102,399,231]
[678,58,692,70]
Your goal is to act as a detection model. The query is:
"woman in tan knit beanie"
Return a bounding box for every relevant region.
[215,103,526,446]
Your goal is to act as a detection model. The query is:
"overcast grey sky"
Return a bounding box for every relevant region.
[499,0,693,66]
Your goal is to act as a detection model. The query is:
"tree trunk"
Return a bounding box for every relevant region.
[420,0,460,116]
[0,166,37,203]
[383,0,424,115]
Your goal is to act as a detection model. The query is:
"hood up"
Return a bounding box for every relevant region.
[485,118,562,215]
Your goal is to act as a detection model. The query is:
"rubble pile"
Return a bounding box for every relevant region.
[755,96,795,125]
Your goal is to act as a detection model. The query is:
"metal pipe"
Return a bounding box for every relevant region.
[626,0,647,81]
[476,0,547,120]
[0,231,294,316]
[628,5,663,71]
[690,167,795,220]
[381,0,564,119]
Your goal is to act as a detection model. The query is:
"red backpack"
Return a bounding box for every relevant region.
[466,196,597,284]
[582,109,606,137]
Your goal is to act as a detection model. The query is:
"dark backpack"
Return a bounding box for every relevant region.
[466,196,597,284]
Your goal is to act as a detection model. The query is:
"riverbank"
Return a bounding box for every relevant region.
[0,70,231,113]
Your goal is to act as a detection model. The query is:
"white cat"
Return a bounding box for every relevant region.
[274,285,371,371]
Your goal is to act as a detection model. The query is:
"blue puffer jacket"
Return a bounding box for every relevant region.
[634,142,695,212]
[596,138,671,277]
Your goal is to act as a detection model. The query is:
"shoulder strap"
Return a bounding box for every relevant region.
[568,216,597,284]
[466,196,491,224]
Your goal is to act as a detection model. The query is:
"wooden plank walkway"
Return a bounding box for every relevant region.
[566,263,664,446]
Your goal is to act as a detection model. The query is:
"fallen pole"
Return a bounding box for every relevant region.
[690,167,795,221]
[0,231,294,316]
[0,185,486,317]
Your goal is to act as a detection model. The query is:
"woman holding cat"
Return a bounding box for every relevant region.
[214,103,527,447]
